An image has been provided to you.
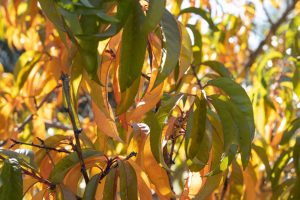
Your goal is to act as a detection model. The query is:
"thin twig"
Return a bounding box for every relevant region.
[245,0,298,69]
[220,172,231,200]
[44,120,72,131]
[10,139,71,154]
[16,84,62,132]
[61,73,89,184]
[191,65,203,90]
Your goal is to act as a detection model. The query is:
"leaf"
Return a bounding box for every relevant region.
[102,168,117,200]
[0,149,36,171]
[49,149,103,184]
[210,95,239,151]
[118,160,138,200]
[35,135,69,165]
[201,61,232,78]
[179,7,218,31]
[208,77,255,138]
[292,61,300,100]
[38,0,66,31]
[144,111,169,169]
[280,117,300,144]
[142,0,165,33]
[155,94,183,126]
[185,95,207,159]
[117,2,148,114]
[293,137,300,176]
[186,24,202,65]
[56,185,77,200]
[14,50,41,90]
[252,144,271,179]
[271,149,292,189]
[153,10,181,87]
[83,174,101,200]
[143,138,173,198]
[187,129,212,172]
[0,159,23,200]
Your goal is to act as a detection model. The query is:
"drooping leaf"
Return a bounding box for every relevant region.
[0,159,23,200]
[179,7,219,31]
[49,149,103,184]
[280,117,300,144]
[252,144,271,179]
[208,77,255,138]
[153,10,181,87]
[83,174,101,200]
[0,149,36,171]
[142,0,165,33]
[117,2,148,114]
[201,61,232,78]
[102,168,117,200]
[144,111,169,169]
[271,149,292,189]
[118,160,138,200]
[186,24,202,66]
[185,95,207,159]
[210,95,239,151]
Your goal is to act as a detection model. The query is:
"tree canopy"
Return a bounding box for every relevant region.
[0,0,299,199]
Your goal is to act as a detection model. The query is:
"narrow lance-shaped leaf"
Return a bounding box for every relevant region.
[142,0,165,33]
[289,137,300,199]
[102,168,117,200]
[201,61,232,78]
[186,24,202,65]
[83,174,101,200]
[179,7,219,32]
[153,10,181,87]
[208,77,255,139]
[117,2,148,114]
[145,111,169,169]
[185,95,207,159]
[118,160,138,200]
[210,95,239,151]
[0,159,23,200]
[280,117,300,144]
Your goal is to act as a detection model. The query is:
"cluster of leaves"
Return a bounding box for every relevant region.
[0,0,299,199]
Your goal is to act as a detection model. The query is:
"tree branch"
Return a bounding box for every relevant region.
[61,73,90,184]
[245,0,298,69]
[10,138,71,154]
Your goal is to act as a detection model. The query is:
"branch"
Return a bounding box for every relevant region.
[245,0,298,69]
[15,84,62,132]
[61,73,90,184]
[10,139,71,154]
[98,152,137,182]
[44,120,72,131]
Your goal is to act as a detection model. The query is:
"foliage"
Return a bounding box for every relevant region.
[0,0,299,199]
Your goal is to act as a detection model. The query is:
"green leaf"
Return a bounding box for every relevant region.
[252,144,271,179]
[144,111,169,169]
[14,51,42,90]
[38,0,66,31]
[102,168,117,200]
[293,137,300,176]
[0,149,36,171]
[186,24,202,65]
[272,178,296,200]
[201,61,232,78]
[210,95,239,151]
[208,77,255,139]
[142,0,165,33]
[205,144,237,176]
[118,161,138,200]
[271,149,292,189]
[187,129,212,172]
[49,149,103,184]
[185,95,207,159]
[293,61,300,100]
[281,118,300,144]
[83,174,101,200]
[179,7,218,32]
[117,2,148,114]
[155,94,183,126]
[153,10,181,87]
[0,159,23,200]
